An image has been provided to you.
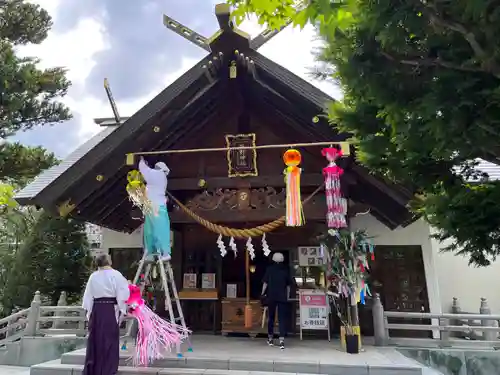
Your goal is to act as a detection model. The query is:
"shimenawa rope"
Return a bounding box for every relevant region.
[165,184,324,238]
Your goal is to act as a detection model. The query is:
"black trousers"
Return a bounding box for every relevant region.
[267,301,288,338]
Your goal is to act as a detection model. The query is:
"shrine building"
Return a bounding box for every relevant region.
[14,4,500,337]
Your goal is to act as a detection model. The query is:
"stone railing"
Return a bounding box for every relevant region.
[0,291,131,346]
[0,307,30,346]
[372,293,500,347]
[449,296,490,340]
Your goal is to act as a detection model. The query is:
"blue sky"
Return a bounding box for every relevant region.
[11,0,341,158]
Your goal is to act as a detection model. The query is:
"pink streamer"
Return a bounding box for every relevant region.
[126,284,190,366]
[322,148,347,228]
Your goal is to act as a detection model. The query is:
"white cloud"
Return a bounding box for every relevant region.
[76,57,201,140]
[19,0,107,139]
[16,1,341,154]
[240,19,341,99]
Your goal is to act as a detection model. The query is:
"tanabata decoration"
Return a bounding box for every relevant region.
[322,147,347,228]
[126,283,190,366]
[283,149,305,227]
[126,170,153,216]
[321,229,374,306]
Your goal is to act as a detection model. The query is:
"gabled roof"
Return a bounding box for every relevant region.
[15,126,118,203]
[15,12,415,232]
[15,56,214,206]
[15,49,336,207]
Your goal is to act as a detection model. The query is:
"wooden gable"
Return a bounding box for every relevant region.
[15,7,414,232]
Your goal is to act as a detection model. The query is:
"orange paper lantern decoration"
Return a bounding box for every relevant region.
[283,149,302,167]
[283,149,305,227]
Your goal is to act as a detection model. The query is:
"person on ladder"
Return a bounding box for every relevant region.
[138,156,172,261]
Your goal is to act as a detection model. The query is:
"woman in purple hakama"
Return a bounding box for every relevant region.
[82,254,130,375]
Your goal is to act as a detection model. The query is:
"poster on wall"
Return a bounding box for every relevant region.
[183,273,197,289]
[226,284,237,298]
[201,273,216,289]
[298,289,330,340]
[298,246,323,267]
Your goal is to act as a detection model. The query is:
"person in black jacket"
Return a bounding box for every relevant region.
[261,252,293,349]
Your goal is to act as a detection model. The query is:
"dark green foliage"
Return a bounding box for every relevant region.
[0,212,92,314]
[228,0,500,266]
[0,0,70,180]
[0,143,59,183]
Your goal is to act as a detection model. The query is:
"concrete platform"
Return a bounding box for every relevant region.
[31,335,438,375]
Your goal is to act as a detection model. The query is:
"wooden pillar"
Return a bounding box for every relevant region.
[244,249,252,328]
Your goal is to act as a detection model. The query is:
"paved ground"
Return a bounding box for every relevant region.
[0,335,444,375]
[67,334,435,367]
[0,366,29,375]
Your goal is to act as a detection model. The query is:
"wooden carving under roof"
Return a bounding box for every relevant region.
[225,133,258,177]
[185,187,289,211]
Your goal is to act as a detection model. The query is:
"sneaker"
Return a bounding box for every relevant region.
[160,254,171,262]
[279,340,285,350]
[267,338,274,346]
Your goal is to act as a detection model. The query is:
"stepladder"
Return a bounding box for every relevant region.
[123,253,192,357]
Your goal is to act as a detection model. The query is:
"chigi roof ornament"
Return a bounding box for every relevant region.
[162,3,294,53]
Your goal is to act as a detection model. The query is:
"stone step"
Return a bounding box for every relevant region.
[32,360,425,375]
[50,350,425,375]
[31,360,319,375]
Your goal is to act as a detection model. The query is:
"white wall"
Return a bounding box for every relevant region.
[101,227,142,249]
[431,233,500,314]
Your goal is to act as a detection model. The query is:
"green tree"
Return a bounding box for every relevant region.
[0,0,71,180]
[228,0,500,266]
[0,210,92,313]
[0,143,59,183]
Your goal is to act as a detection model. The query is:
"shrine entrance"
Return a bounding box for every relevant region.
[176,223,317,335]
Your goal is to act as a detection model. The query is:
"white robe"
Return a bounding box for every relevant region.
[138,159,169,209]
[82,269,130,322]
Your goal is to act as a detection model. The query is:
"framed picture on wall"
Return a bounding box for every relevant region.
[183,273,197,289]
[226,283,237,298]
[201,273,216,289]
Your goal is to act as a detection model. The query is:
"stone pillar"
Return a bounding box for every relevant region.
[372,293,387,346]
[451,297,461,338]
[54,291,67,329]
[439,317,450,345]
[480,298,497,341]
[25,291,41,336]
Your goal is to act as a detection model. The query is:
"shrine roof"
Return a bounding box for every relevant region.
[15,8,415,232]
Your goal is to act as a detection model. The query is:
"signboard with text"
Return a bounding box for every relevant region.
[298,289,330,340]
